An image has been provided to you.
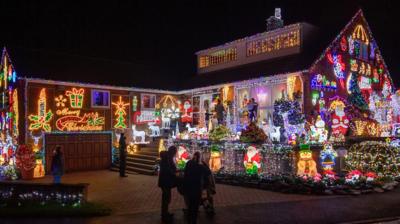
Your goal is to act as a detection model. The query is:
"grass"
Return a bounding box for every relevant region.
[0,202,112,217]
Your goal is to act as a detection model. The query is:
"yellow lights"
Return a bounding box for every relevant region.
[54,87,105,131]
[352,24,369,45]
[158,138,165,153]
[199,47,237,68]
[158,95,179,108]
[65,88,84,108]
[12,89,19,137]
[247,29,300,57]
[55,94,67,107]
[350,120,380,137]
[352,120,367,136]
[33,159,45,178]
[127,143,138,155]
[28,88,53,132]
[287,76,296,100]
[56,112,105,131]
[329,99,345,111]
[112,96,130,129]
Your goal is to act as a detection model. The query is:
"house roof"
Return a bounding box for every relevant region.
[3,10,373,91]
[4,47,181,91]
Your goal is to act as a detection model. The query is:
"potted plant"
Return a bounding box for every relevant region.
[15,145,36,180]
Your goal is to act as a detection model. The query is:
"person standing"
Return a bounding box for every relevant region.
[248,98,258,122]
[215,99,225,125]
[50,146,64,184]
[204,108,212,130]
[158,146,177,223]
[183,152,211,224]
[119,133,128,177]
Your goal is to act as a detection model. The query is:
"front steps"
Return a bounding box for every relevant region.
[111,138,161,175]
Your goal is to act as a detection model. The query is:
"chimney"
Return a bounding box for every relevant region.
[266,8,284,31]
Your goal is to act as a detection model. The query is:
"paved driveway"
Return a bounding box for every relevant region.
[32,170,332,215]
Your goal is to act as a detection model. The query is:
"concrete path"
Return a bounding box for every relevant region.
[5,170,400,224]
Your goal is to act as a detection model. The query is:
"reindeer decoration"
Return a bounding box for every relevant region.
[132,125,146,143]
[148,122,161,137]
[185,123,197,133]
[270,126,281,142]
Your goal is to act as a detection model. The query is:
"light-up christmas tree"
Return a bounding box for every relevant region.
[112,96,129,129]
[348,73,368,110]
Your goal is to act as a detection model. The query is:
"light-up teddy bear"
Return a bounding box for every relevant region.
[297,144,318,177]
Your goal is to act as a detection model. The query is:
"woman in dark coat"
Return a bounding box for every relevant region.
[51,146,64,184]
[183,151,211,224]
[158,146,177,223]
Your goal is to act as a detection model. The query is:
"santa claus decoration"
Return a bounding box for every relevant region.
[181,100,193,123]
[243,145,261,175]
[329,98,349,137]
[176,145,190,170]
[297,144,318,177]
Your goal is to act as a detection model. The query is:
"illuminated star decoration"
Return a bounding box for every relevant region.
[55,95,67,107]
[112,96,130,129]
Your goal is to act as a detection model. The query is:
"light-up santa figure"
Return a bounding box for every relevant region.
[243,145,261,175]
[181,100,193,123]
[330,99,349,136]
[176,145,190,170]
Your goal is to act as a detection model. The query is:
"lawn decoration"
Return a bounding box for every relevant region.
[147,122,160,137]
[181,100,193,123]
[176,145,190,170]
[345,170,363,184]
[185,123,197,133]
[132,125,146,143]
[297,144,317,177]
[330,98,349,140]
[209,144,222,172]
[320,143,337,171]
[15,145,35,180]
[243,145,261,175]
[270,126,281,142]
[161,110,171,129]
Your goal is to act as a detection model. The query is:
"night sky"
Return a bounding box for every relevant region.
[0,0,399,90]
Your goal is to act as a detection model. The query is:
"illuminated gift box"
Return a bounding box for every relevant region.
[66,88,84,108]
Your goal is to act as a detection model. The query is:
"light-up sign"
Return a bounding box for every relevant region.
[133,111,160,124]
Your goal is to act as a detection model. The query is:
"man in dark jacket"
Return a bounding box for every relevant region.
[158,146,177,223]
[119,133,127,177]
[183,152,211,224]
